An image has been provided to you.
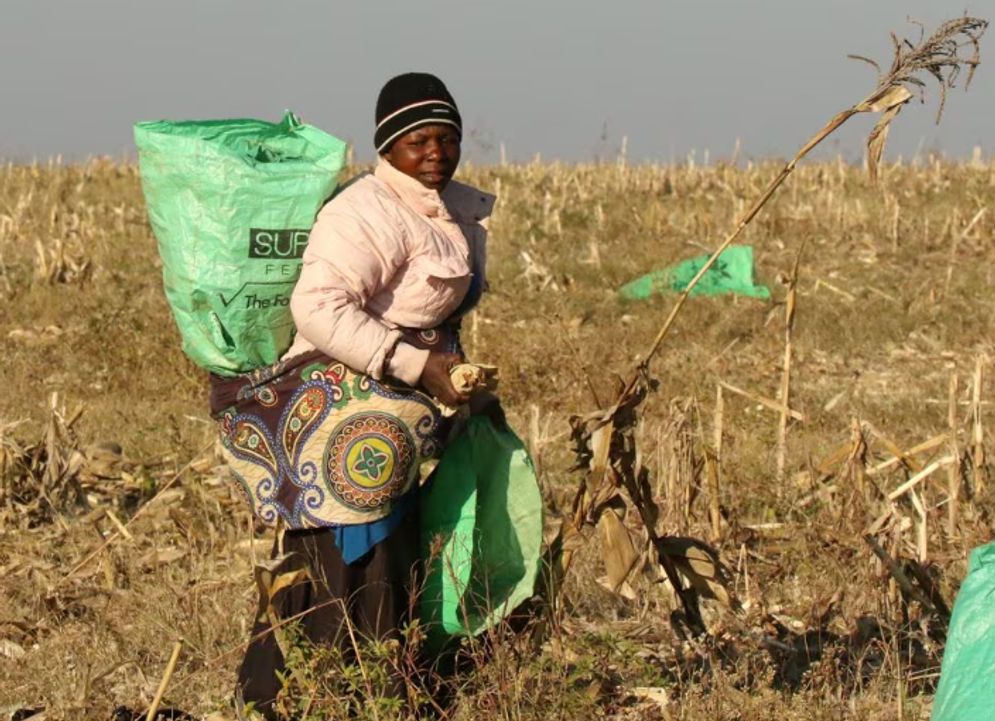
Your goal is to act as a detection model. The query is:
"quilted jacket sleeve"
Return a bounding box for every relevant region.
[289,194,430,384]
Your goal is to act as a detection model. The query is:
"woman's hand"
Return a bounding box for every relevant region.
[420,352,470,407]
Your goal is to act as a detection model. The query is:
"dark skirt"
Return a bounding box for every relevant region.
[236,505,422,719]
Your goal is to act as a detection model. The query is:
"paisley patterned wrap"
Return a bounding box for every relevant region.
[209,326,461,528]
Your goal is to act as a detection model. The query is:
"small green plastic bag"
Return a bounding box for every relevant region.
[619,245,770,300]
[420,416,543,645]
[134,112,347,376]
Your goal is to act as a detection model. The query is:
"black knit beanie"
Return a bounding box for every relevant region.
[374,73,462,153]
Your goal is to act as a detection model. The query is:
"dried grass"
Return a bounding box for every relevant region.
[5,150,995,718]
[5,148,995,717]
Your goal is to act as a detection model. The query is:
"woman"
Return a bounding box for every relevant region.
[210,73,496,718]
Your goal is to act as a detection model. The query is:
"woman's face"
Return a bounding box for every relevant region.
[383,124,461,191]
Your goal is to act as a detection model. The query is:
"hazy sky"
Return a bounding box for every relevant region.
[1,1,991,164]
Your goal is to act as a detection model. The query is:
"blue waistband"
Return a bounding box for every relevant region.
[333,488,417,564]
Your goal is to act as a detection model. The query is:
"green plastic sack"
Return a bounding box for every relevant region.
[420,416,543,645]
[931,542,995,721]
[134,112,347,376]
[619,245,770,300]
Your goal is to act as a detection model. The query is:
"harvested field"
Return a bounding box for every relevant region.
[2,155,995,719]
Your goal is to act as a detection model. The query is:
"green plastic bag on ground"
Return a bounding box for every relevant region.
[134,112,347,376]
[420,416,543,645]
[618,245,770,300]
[931,541,995,721]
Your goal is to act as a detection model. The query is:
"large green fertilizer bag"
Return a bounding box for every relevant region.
[420,416,543,647]
[931,541,995,721]
[134,112,347,376]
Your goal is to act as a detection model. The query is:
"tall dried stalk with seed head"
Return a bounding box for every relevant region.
[624,16,987,399]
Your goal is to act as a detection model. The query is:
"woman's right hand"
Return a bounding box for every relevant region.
[420,351,470,407]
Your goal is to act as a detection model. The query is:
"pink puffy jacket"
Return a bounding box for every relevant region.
[283,158,495,385]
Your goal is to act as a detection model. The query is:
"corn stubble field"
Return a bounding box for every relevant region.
[2,154,995,720]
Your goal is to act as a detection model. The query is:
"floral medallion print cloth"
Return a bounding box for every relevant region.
[210,327,459,529]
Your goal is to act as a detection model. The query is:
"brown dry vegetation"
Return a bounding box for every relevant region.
[2,155,995,720]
